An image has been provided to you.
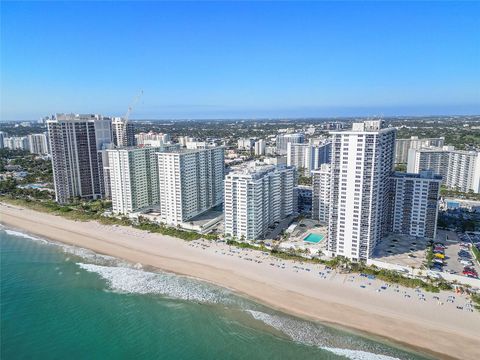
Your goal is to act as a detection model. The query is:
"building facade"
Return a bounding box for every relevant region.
[108,146,162,214]
[390,171,441,239]
[407,146,451,180]
[296,185,313,214]
[157,147,224,226]
[275,133,305,155]
[28,133,49,155]
[224,162,296,240]
[135,132,170,146]
[0,132,6,149]
[112,117,136,147]
[328,121,396,261]
[237,138,255,151]
[46,113,112,204]
[446,150,480,193]
[254,139,266,156]
[286,142,331,176]
[4,136,29,151]
[407,146,480,193]
[312,163,331,224]
[395,136,445,164]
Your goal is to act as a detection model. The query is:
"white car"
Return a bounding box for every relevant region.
[460,259,473,266]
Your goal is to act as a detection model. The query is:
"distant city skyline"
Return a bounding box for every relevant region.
[1,1,479,120]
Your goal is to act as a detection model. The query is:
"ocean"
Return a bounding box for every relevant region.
[0,226,432,360]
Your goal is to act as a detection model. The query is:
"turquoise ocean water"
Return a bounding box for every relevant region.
[0,226,432,360]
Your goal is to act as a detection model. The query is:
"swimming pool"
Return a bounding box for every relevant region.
[304,233,324,243]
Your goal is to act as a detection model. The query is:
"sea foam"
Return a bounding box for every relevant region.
[3,229,49,244]
[2,228,126,265]
[246,310,402,360]
[77,263,232,304]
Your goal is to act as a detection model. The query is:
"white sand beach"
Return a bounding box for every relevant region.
[1,203,479,360]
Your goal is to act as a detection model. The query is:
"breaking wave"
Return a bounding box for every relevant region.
[247,310,403,360]
[1,227,128,266]
[77,263,233,304]
[3,229,49,244]
[3,226,421,359]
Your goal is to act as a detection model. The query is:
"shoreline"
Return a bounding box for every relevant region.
[1,203,479,360]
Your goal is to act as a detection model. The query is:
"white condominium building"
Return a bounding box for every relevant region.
[390,171,441,239]
[237,138,254,151]
[47,114,113,204]
[3,136,29,151]
[446,150,480,193]
[312,164,331,224]
[328,120,396,261]
[112,117,135,147]
[287,141,331,176]
[177,136,195,147]
[276,133,305,155]
[108,146,165,214]
[157,147,224,226]
[0,131,5,149]
[135,132,170,146]
[185,141,217,150]
[254,139,266,156]
[224,162,296,241]
[395,136,445,164]
[28,133,49,155]
[407,146,452,179]
[407,146,480,193]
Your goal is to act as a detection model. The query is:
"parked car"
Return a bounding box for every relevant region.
[460,259,474,266]
[463,267,478,278]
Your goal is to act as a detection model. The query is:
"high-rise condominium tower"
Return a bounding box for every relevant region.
[407,146,452,180]
[157,147,225,226]
[328,120,396,261]
[287,141,331,176]
[0,131,5,149]
[47,114,112,204]
[112,117,135,147]
[224,162,296,241]
[276,133,305,155]
[254,139,266,156]
[395,136,445,164]
[28,133,49,155]
[446,150,480,193]
[3,136,29,151]
[407,146,480,193]
[390,170,441,239]
[108,146,164,214]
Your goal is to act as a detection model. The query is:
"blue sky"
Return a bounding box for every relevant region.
[1,1,479,120]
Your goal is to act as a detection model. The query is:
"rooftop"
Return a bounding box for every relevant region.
[393,170,443,181]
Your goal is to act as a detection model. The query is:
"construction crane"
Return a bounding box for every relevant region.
[124,90,144,122]
[122,90,143,143]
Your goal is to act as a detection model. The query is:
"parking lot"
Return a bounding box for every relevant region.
[372,230,480,279]
[438,230,480,277]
